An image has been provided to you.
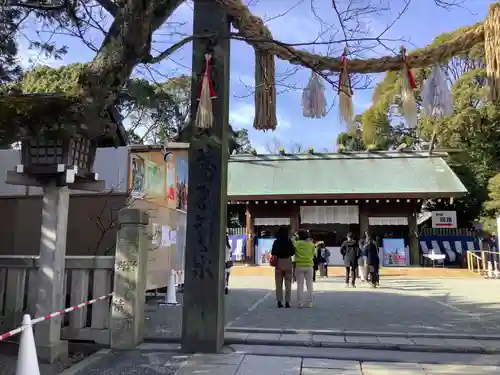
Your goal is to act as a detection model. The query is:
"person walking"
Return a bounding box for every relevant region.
[365,235,380,288]
[225,234,233,295]
[317,242,329,278]
[323,245,330,277]
[358,231,369,282]
[294,229,316,308]
[340,232,361,288]
[271,227,295,308]
[313,250,318,282]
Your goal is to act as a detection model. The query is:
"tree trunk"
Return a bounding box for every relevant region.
[79,0,183,132]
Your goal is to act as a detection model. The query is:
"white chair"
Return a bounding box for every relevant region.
[454,241,463,255]
[425,241,445,267]
[442,241,456,263]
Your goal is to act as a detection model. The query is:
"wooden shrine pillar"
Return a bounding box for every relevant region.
[245,204,254,262]
[359,203,369,240]
[290,204,300,235]
[408,211,419,265]
[181,0,230,353]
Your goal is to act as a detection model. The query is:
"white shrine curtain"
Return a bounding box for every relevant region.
[254,217,291,226]
[300,206,359,224]
[368,217,408,226]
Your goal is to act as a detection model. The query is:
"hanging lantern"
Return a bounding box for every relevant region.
[338,47,354,129]
[195,54,216,129]
[302,71,327,118]
[400,47,418,128]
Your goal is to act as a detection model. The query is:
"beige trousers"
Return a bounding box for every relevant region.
[275,258,293,303]
[295,267,314,304]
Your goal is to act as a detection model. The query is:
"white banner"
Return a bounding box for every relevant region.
[300,205,359,224]
[431,211,457,228]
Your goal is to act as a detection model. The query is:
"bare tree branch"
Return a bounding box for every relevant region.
[95,0,118,16]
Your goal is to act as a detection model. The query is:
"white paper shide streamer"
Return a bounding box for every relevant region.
[421,65,453,119]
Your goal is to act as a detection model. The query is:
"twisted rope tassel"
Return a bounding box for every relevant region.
[302,71,327,118]
[338,47,354,129]
[485,3,500,103]
[400,47,418,129]
[254,48,277,130]
[421,64,453,119]
[195,54,216,129]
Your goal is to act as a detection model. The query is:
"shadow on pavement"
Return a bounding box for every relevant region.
[143,276,500,340]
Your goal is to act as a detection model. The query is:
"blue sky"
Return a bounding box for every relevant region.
[19,0,491,153]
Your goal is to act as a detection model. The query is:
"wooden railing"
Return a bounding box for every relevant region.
[467,251,483,274]
[467,250,500,278]
[0,255,114,344]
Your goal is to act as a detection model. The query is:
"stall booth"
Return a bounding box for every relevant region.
[227,151,467,266]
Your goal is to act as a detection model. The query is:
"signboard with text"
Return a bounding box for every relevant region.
[431,211,457,228]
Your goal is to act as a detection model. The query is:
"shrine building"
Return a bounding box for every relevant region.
[226,151,467,266]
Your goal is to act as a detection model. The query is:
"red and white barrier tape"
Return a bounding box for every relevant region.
[0,292,113,341]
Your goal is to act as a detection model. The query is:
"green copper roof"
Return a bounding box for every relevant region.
[227,152,467,198]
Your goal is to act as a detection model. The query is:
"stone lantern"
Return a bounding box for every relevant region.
[0,92,126,363]
[2,93,126,190]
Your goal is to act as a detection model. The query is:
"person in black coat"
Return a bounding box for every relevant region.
[365,235,380,288]
[340,232,361,288]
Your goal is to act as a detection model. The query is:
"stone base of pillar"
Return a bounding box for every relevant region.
[36,339,68,364]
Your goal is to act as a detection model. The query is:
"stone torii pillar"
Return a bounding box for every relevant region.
[181,0,230,353]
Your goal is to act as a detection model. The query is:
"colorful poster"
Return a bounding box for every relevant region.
[165,156,175,201]
[255,238,275,265]
[229,234,246,262]
[382,238,409,266]
[145,160,164,198]
[175,155,188,211]
[131,154,145,197]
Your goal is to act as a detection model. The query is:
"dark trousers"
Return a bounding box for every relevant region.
[345,266,357,285]
[325,264,328,276]
[368,265,379,286]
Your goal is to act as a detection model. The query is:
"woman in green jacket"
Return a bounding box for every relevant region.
[294,229,316,308]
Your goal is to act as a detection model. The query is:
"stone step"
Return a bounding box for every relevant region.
[225,326,500,341]
[222,331,500,355]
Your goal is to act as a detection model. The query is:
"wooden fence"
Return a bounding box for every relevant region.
[0,255,114,344]
[419,227,478,237]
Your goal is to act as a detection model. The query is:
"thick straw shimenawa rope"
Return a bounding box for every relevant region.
[220,0,485,74]
[485,3,500,102]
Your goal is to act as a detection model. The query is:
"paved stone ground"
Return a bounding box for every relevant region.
[144,285,269,338]
[145,276,500,339]
[2,275,499,374]
[60,343,500,375]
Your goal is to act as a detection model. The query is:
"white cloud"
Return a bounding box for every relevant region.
[233,73,254,87]
[230,103,291,130]
[353,98,372,111]
[17,40,67,69]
